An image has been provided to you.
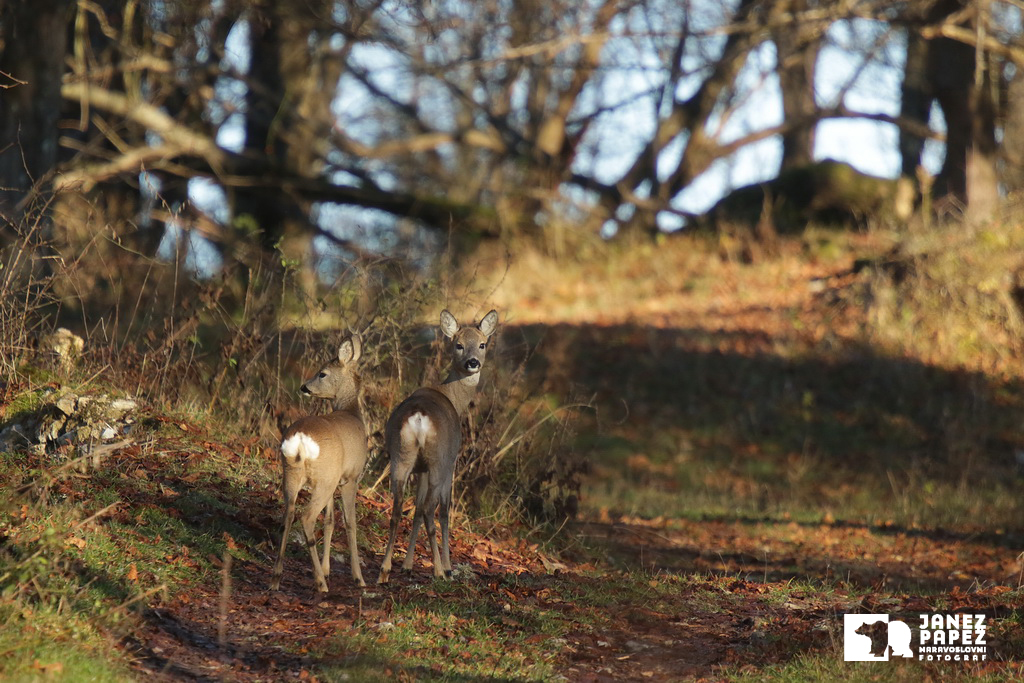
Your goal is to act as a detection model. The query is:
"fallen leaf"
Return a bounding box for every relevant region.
[31,660,63,675]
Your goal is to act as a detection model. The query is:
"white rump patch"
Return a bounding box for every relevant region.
[402,412,433,448]
[281,432,320,462]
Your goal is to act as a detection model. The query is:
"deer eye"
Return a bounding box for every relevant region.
[479,342,486,349]
[455,343,464,351]
[318,372,327,378]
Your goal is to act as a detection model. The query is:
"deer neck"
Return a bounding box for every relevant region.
[437,369,481,418]
[332,397,359,415]
[331,384,361,415]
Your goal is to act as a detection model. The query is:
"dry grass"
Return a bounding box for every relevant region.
[456,217,1024,535]
[3,195,1024,680]
[1,196,583,533]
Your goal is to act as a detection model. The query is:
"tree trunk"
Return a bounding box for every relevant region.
[903,0,999,219]
[0,0,72,225]
[999,62,1024,194]
[965,50,999,220]
[929,34,974,206]
[235,1,325,297]
[772,0,819,170]
[899,28,932,177]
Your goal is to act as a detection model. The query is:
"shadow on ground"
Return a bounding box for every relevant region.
[502,321,1024,594]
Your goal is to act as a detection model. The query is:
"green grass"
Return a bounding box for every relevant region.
[0,418,243,679]
[0,502,142,681]
[479,218,1024,538]
[332,599,561,680]
[583,450,1024,532]
[0,603,134,682]
[728,652,1018,682]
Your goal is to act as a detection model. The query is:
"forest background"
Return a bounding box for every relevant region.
[2,1,1024,680]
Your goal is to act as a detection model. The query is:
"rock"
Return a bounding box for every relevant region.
[56,395,78,416]
[0,423,29,451]
[1,389,137,469]
[450,563,476,580]
[625,640,649,653]
[45,328,85,368]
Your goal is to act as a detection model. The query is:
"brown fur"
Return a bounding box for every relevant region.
[377,309,498,583]
[271,336,367,592]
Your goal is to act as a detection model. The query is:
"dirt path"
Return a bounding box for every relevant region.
[126,527,825,682]
[121,498,1024,681]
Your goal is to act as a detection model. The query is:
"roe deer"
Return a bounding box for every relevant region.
[377,309,499,584]
[271,335,367,592]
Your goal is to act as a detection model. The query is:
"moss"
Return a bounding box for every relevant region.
[1,385,50,429]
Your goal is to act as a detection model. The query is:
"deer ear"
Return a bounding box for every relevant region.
[338,338,355,363]
[478,310,498,337]
[348,334,362,363]
[440,309,459,339]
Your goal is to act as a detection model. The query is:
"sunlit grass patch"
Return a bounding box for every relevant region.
[0,500,141,681]
[0,602,134,682]
[328,594,562,680]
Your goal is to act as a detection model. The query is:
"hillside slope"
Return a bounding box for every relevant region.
[2,224,1024,681]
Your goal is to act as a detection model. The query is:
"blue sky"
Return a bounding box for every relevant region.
[174,11,945,271]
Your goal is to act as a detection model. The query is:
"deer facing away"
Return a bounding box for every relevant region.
[377,309,499,584]
[271,335,367,592]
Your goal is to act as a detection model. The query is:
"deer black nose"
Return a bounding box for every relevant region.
[300,384,312,395]
[465,358,480,370]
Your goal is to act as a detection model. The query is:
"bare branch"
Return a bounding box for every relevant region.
[53,144,179,193]
[471,32,612,67]
[710,108,945,165]
[921,22,1024,65]
[0,70,28,89]
[61,82,226,165]
[332,129,507,158]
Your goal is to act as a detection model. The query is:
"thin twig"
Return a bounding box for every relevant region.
[218,550,233,648]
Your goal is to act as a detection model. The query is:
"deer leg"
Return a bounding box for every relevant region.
[321,498,334,577]
[339,478,365,587]
[272,465,306,591]
[378,462,412,585]
[271,495,297,591]
[402,474,429,571]
[439,484,453,578]
[306,478,338,582]
[422,480,443,578]
[300,504,330,593]
[378,492,403,584]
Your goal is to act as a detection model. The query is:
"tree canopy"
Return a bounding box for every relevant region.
[1,0,1020,276]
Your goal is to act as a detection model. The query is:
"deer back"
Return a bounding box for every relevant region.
[385,387,462,473]
[280,335,367,479]
[281,411,367,480]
